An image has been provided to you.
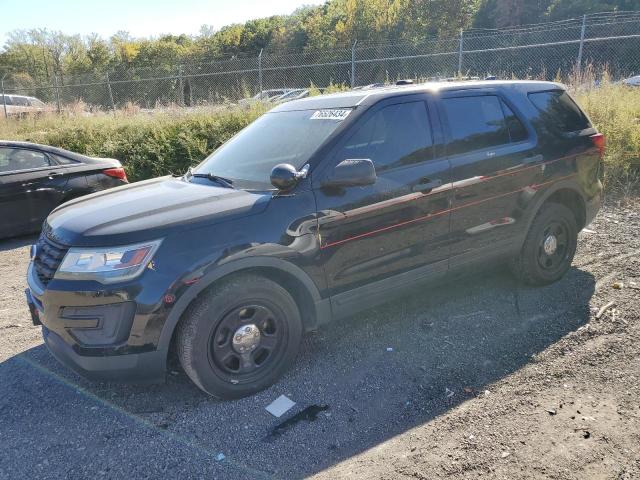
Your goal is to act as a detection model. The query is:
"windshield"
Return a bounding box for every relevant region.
[194,109,349,189]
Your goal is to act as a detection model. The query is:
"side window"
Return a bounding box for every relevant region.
[1,95,12,106]
[335,101,434,173]
[442,95,510,156]
[13,97,29,107]
[0,148,50,172]
[0,149,9,172]
[501,101,528,142]
[528,90,591,133]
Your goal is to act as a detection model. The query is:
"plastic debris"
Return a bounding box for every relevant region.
[501,451,511,458]
[266,405,329,440]
[612,282,624,290]
[266,395,296,418]
[582,228,596,234]
[596,301,616,319]
[445,388,455,398]
[386,347,394,352]
[215,453,225,462]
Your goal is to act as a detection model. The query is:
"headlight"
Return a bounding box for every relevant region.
[55,239,162,283]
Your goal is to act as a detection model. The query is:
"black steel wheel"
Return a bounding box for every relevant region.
[536,220,571,273]
[209,303,288,382]
[176,274,302,399]
[510,202,578,285]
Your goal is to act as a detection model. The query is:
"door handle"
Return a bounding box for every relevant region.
[48,172,64,178]
[413,178,442,193]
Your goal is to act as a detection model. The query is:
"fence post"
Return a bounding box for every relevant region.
[258,49,263,97]
[178,65,184,106]
[577,14,587,73]
[351,40,358,88]
[54,75,62,113]
[1,74,7,119]
[105,72,116,113]
[458,29,464,77]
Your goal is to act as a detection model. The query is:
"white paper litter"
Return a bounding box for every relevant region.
[265,395,296,418]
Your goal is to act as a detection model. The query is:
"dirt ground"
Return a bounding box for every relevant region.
[0,198,639,479]
[314,198,640,480]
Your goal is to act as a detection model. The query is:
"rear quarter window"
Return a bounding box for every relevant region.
[51,154,77,165]
[528,90,591,133]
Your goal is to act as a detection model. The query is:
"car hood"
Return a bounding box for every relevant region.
[46,176,271,246]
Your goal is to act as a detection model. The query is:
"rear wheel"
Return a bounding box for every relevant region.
[510,202,578,285]
[176,274,302,399]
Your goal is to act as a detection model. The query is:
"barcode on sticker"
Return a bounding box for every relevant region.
[310,109,351,121]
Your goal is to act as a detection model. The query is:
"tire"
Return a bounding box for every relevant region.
[510,202,578,286]
[176,273,303,399]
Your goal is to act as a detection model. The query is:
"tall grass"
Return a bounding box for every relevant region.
[572,83,640,193]
[0,83,638,190]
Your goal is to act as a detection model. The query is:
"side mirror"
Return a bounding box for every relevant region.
[270,163,307,191]
[321,159,376,188]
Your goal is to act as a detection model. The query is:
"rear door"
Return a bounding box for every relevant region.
[314,95,452,308]
[438,90,541,267]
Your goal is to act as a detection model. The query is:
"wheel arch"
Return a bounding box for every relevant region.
[543,188,586,230]
[158,257,329,360]
[523,181,587,237]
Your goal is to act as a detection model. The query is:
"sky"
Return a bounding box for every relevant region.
[0,0,325,45]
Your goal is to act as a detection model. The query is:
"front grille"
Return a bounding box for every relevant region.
[33,232,69,286]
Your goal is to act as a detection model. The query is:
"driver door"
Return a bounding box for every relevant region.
[313,95,452,316]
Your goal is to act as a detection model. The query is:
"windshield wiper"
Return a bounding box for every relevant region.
[185,167,235,189]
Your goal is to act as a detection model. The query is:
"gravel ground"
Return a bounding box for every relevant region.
[0,199,638,479]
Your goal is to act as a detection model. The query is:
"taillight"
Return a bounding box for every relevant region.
[591,133,606,158]
[103,167,128,182]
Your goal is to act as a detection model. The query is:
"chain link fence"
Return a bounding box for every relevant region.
[2,11,640,115]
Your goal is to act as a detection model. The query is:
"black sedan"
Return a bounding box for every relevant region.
[0,141,128,238]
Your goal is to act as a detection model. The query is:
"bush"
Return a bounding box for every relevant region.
[0,106,264,181]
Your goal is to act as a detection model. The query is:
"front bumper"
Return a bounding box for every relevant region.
[26,263,167,383]
[42,325,166,383]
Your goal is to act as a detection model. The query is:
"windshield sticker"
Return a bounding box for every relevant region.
[310,109,351,121]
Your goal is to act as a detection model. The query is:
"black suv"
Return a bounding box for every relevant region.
[26,81,603,399]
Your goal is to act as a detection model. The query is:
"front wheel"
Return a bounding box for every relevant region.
[176,274,302,399]
[510,202,578,286]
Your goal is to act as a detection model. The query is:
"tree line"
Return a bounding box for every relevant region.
[1,0,638,90]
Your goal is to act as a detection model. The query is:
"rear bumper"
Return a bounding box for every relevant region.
[42,326,166,383]
[584,188,602,227]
